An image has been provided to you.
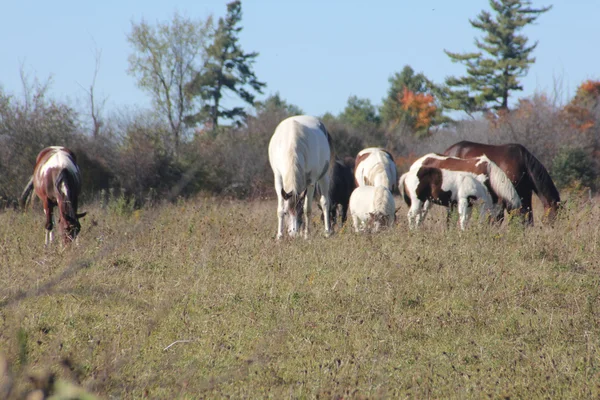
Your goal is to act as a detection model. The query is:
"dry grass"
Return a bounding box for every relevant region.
[1,192,600,398]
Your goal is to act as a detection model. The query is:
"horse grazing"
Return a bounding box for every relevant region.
[354,147,398,192]
[349,185,396,233]
[399,153,521,230]
[317,159,356,227]
[21,146,87,245]
[268,115,333,239]
[443,141,561,224]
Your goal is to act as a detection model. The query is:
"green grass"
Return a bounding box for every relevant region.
[1,193,600,398]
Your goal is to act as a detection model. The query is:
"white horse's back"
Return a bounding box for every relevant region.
[269,116,332,195]
[354,148,397,192]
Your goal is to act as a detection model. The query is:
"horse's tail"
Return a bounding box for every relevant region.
[318,120,335,174]
[398,172,411,207]
[482,156,521,210]
[282,146,305,199]
[522,146,561,206]
[281,123,305,197]
[369,162,392,190]
[20,175,34,210]
[373,186,396,224]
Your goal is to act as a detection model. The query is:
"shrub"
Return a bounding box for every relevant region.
[551,147,597,190]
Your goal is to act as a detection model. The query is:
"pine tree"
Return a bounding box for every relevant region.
[187,1,265,130]
[443,0,551,115]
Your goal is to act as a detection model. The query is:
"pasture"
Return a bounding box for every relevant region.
[1,192,600,398]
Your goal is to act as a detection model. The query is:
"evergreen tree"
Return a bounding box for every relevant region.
[187,1,265,130]
[254,93,303,117]
[443,0,551,115]
[339,96,380,130]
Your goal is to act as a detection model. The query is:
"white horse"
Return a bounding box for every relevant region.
[354,147,397,192]
[398,154,521,230]
[349,185,396,233]
[268,115,333,239]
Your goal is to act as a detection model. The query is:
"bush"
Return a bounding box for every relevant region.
[551,147,597,190]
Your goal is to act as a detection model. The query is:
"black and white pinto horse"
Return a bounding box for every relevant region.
[268,115,334,239]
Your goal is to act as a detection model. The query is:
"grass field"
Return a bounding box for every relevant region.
[1,192,600,399]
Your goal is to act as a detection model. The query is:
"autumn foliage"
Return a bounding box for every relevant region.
[562,80,600,132]
[398,87,437,133]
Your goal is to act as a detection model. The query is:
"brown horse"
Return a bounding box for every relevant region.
[443,141,561,224]
[21,146,86,245]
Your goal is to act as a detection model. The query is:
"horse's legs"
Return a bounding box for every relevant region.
[317,176,332,237]
[274,176,285,239]
[407,200,423,229]
[352,214,361,233]
[479,201,493,225]
[335,203,343,227]
[418,200,432,226]
[521,192,534,225]
[303,184,317,239]
[457,198,471,230]
[43,200,55,245]
[341,204,348,225]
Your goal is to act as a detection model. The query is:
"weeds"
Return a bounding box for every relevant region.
[1,194,599,398]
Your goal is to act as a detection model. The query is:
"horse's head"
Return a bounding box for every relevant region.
[59,211,87,244]
[367,212,394,232]
[543,201,561,226]
[281,188,307,238]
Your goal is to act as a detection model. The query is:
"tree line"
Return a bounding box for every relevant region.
[1,0,598,208]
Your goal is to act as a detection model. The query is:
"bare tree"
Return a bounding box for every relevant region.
[127,12,212,156]
[77,41,107,138]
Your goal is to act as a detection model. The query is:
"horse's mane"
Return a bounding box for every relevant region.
[478,155,521,210]
[521,146,561,205]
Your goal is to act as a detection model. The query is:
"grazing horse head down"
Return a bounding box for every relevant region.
[349,185,396,233]
[23,146,87,245]
[354,148,398,192]
[268,115,334,239]
[443,141,561,225]
[399,153,520,230]
[316,159,356,227]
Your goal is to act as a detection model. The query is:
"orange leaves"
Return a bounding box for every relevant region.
[398,87,437,131]
[579,80,600,99]
[562,104,595,132]
[562,80,600,132]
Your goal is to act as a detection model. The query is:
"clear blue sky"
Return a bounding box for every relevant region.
[1,1,598,119]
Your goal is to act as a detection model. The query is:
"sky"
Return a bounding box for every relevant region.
[1,0,599,119]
